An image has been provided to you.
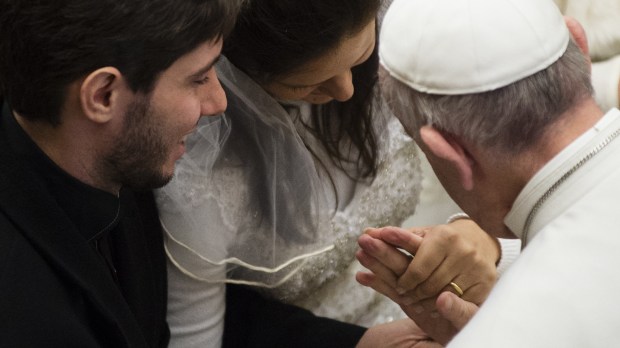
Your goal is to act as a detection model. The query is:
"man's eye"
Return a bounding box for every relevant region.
[195,77,210,85]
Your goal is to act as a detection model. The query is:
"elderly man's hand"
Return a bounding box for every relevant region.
[356,318,443,348]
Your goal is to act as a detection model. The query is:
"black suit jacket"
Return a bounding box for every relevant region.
[0,109,169,347]
[224,284,367,347]
[0,100,365,348]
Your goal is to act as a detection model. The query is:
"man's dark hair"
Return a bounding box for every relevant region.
[0,0,238,125]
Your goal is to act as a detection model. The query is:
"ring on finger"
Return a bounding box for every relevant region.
[449,281,464,297]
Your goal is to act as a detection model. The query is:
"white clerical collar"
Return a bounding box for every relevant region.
[504,108,620,239]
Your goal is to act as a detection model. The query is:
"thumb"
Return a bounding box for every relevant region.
[436,291,479,330]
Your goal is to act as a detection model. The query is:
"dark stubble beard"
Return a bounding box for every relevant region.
[100,95,173,191]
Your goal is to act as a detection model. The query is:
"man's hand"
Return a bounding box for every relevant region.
[356,318,443,348]
[354,294,480,348]
[435,291,479,330]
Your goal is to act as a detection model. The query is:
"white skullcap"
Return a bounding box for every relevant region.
[379,0,570,95]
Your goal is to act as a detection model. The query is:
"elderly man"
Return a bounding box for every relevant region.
[356,0,620,346]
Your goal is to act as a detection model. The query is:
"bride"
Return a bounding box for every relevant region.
[155,0,500,346]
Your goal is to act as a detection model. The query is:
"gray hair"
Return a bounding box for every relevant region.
[381,39,593,154]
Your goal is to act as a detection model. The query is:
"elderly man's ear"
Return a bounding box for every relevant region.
[564,16,590,67]
[419,126,474,191]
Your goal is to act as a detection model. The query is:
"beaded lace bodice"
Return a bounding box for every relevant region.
[265,117,421,325]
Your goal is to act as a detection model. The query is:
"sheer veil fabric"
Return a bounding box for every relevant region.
[157,55,422,324]
[157,57,336,287]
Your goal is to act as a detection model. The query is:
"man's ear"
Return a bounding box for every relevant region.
[564,16,591,67]
[80,67,124,124]
[420,125,474,190]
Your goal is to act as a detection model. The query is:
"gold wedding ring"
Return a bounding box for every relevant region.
[449,282,464,297]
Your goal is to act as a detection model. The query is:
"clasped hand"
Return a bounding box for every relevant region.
[355,219,498,345]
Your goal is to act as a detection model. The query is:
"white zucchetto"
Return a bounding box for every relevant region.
[380,0,570,95]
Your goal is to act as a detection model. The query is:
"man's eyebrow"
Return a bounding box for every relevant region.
[188,55,222,80]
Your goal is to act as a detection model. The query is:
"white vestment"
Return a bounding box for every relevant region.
[449,108,620,347]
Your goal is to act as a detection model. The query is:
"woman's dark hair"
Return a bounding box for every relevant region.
[224,0,382,180]
[0,0,239,125]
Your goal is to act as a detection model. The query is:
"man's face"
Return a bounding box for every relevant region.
[102,39,226,190]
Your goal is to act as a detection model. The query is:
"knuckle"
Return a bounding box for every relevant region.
[416,282,439,298]
[357,254,375,269]
[444,230,461,245]
[407,268,426,283]
[462,247,478,262]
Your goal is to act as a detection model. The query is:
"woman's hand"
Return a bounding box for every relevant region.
[357,220,498,305]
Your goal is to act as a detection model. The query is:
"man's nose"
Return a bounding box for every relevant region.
[201,75,227,117]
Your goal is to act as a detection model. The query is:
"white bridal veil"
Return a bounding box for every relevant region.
[156,57,337,287]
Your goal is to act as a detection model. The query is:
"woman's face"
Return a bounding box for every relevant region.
[262,19,376,104]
